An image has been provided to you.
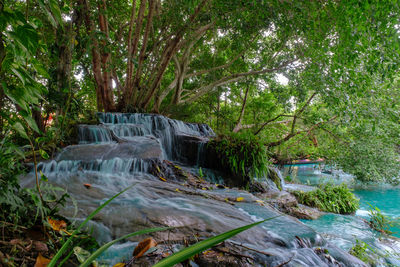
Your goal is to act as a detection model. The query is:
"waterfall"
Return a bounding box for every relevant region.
[97,112,214,160]
[78,125,113,144]
[37,158,152,175]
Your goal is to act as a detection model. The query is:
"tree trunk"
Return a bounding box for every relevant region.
[233,84,250,132]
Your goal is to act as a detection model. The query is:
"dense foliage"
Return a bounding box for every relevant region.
[1,0,400,264]
[207,133,269,178]
[292,184,360,214]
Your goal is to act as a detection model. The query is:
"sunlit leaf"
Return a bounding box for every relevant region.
[34,253,51,267]
[132,237,157,259]
[47,217,67,231]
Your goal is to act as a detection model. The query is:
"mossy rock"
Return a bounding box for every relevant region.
[267,167,282,191]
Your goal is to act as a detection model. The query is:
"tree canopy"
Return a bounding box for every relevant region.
[1,0,400,183]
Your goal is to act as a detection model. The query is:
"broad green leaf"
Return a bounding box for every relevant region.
[13,122,29,140]
[20,110,40,133]
[49,0,63,27]
[39,149,49,160]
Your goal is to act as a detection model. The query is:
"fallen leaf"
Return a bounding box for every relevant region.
[132,237,157,259]
[47,217,67,231]
[33,241,48,252]
[83,183,92,189]
[73,246,91,263]
[202,250,212,255]
[112,263,126,267]
[175,188,181,192]
[162,252,170,257]
[34,253,51,267]
[255,200,264,204]
[236,197,244,202]
[9,239,23,245]
[159,177,167,182]
[201,187,207,190]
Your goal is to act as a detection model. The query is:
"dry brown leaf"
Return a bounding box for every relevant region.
[34,253,51,267]
[33,241,48,252]
[83,183,92,189]
[132,237,157,259]
[47,217,67,231]
[112,263,126,267]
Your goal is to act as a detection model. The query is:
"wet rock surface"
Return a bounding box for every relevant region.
[22,113,369,266]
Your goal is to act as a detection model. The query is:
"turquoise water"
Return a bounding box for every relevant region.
[283,164,400,265]
[354,188,400,238]
[283,164,400,238]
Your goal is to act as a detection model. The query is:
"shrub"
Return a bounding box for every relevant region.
[349,239,375,264]
[368,205,396,235]
[292,183,359,214]
[207,132,269,178]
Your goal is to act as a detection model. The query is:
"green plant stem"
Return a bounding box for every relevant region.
[28,138,44,206]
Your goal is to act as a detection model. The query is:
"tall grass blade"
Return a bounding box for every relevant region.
[153,216,278,267]
[48,184,135,267]
[79,226,174,267]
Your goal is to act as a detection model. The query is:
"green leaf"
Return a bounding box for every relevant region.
[48,184,136,267]
[49,0,63,27]
[39,149,49,160]
[20,110,40,133]
[12,122,29,140]
[153,217,279,267]
[37,0,57,28]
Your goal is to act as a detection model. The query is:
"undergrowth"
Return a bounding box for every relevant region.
[207,132,270,178]
[292,183,359,214]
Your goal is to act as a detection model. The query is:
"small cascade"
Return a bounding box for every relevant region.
[78,125,113,144]
[21,113,375,267]
[109,124,149,138]
[196,141,206,167]
[97,112,214,160]
[37,158,152,175]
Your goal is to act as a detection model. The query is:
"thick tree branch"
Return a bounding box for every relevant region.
[181,59,296,104]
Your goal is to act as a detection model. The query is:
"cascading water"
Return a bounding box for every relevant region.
[283,164,400,266]
[22,113,370,266]
[78,125,113,144]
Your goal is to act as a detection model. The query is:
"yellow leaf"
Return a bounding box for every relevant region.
[132,237,157,259]
[203,250,212,255]
[201,187,207,190]
[47,217,67,231]
[175,188,181,192]
[256,200,264,203]
[34,253,51,267]
[159,177,167,182]
[236,197,244,202]
[113,263,126,267]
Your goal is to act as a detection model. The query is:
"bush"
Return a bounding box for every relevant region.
[292,183,359,214]
[368,205,397,235]
[207,132,269,178]
[349,239,375,265]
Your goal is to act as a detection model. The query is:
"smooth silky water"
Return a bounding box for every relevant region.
[21,114,372,266]
[283,164,400,265]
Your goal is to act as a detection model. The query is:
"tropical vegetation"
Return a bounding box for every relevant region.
[1,0,400,265]
[292,183,360,214]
